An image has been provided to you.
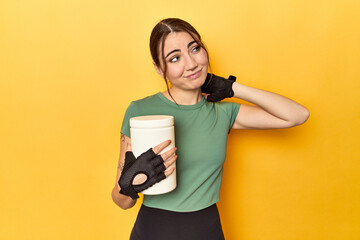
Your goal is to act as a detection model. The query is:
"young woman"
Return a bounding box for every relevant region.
[111,18,309,240]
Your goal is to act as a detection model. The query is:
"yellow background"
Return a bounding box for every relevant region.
[1,0,359,239]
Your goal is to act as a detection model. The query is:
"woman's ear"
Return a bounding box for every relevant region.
[153,62,164,78]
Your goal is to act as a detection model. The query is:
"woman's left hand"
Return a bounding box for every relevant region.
[201,73,236,102]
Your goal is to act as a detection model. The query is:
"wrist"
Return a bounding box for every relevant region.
[233,82,254,101]
[232,82,243,99]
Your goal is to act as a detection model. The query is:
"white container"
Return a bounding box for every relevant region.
[130,115,176,195]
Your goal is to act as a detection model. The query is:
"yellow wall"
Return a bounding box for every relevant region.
[1,0,359,239]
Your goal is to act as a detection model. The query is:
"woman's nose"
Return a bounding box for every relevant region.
[185,55,197,71]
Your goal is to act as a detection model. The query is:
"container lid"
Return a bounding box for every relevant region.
[130,115,174,128]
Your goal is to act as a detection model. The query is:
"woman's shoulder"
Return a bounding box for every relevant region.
[212,100,241,109]
[129,92,159,104]
[212,100,241,118]
[127,92,163,109]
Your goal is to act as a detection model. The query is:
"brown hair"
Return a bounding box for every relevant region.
[149,18,211,103]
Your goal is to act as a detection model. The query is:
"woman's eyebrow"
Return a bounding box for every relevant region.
[165,40,197,59]
[187,40,197,48]
[165,49,179,59]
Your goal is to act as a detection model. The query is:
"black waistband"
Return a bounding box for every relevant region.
[130,204,225,240]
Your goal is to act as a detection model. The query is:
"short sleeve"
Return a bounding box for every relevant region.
[217,101,241,131]
[120,102,136,137]
[228,102,241,127]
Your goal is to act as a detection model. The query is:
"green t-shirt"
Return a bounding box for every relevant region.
[121,92,240,212]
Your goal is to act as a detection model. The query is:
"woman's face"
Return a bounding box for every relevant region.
[156,31,209,91]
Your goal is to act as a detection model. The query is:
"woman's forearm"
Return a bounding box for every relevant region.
[112,133,137,210]
[232,82,310,125]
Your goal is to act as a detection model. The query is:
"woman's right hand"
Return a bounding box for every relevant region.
[118,140,177,200]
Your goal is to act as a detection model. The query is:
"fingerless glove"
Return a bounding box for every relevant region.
[118,149,166,200]
[201,73,236,102]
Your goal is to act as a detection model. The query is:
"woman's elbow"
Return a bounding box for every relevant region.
[111,188,136,210]
[292,107,310,126]
[111,195,128,210]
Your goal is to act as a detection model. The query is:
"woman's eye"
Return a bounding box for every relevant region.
[192,46,201,53]
[170,56,179,63]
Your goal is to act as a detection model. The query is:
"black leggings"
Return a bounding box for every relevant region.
[130,204,225,240]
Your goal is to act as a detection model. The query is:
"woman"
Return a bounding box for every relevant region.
[111,18,309,240]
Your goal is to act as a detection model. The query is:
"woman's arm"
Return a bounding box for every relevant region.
[231,82,310,130]
[111,133,137,209]
[111,134,177,209]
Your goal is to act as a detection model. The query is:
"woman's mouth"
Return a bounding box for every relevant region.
[184,69,202,79]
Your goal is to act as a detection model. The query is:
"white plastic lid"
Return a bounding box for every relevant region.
[130,115,174,128]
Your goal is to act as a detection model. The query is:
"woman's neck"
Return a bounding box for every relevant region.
[162,88,203,105]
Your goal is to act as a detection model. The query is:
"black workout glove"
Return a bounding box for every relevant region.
[118,149,166,200]
[201,73,237,102]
